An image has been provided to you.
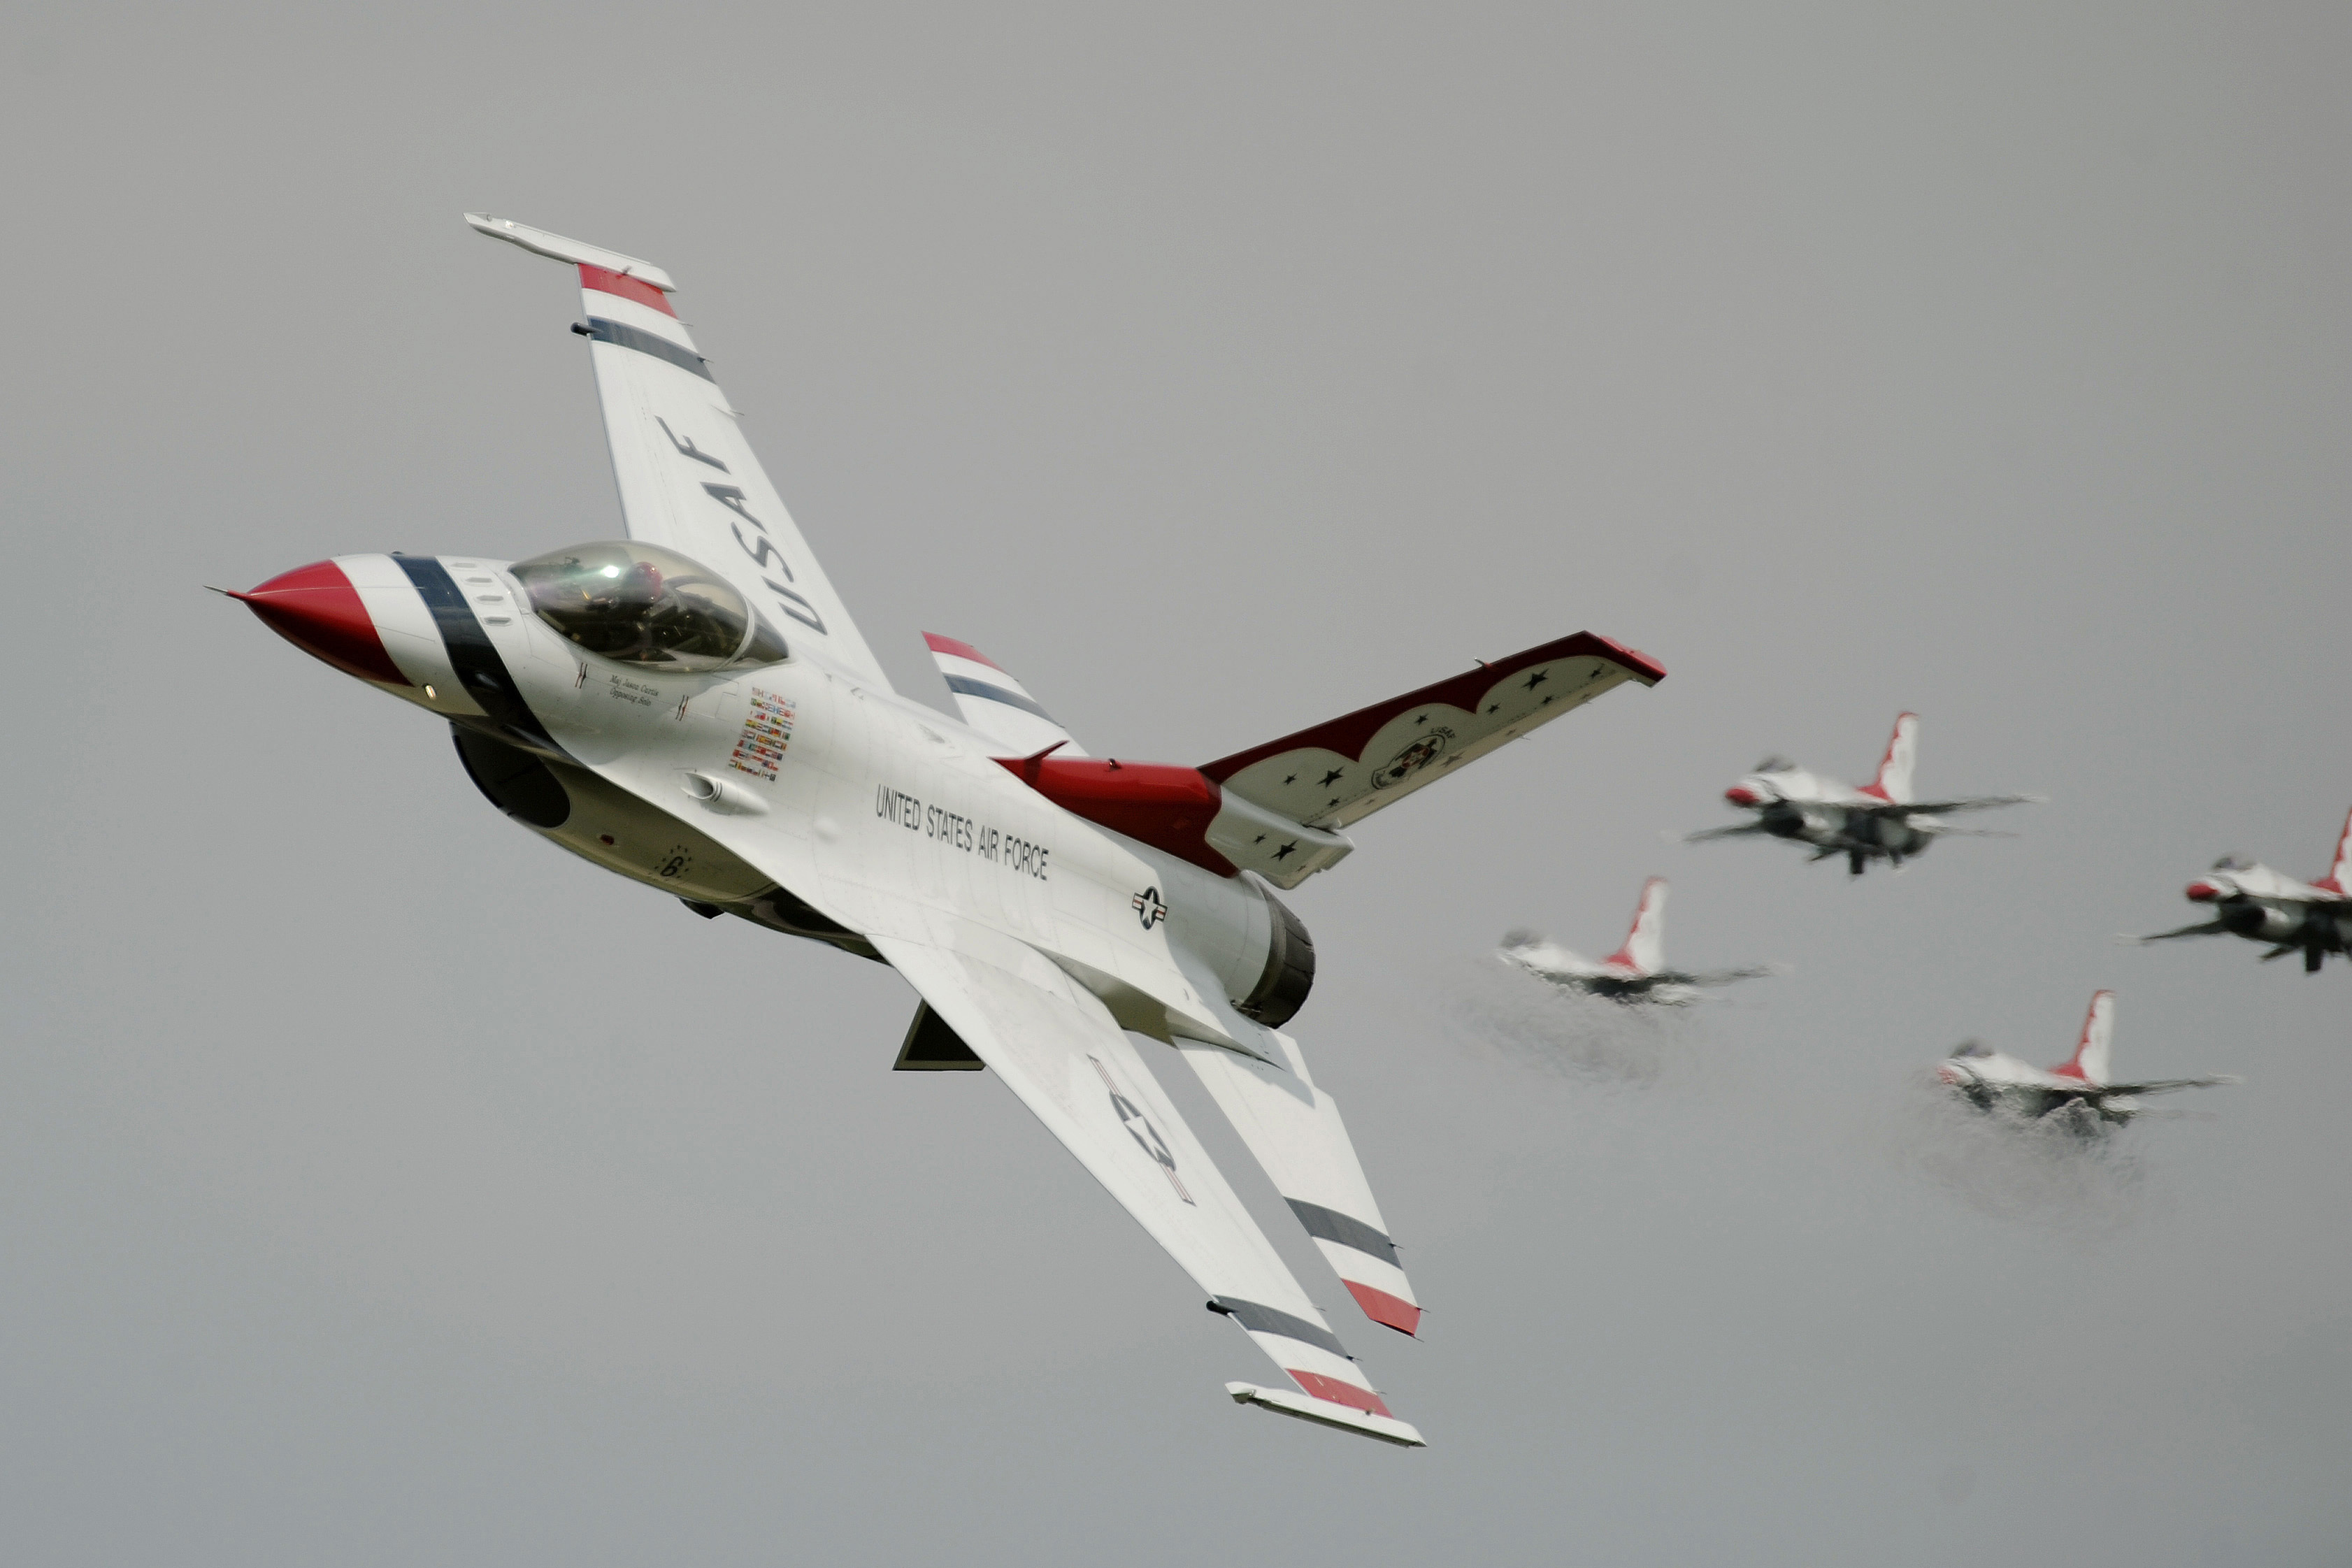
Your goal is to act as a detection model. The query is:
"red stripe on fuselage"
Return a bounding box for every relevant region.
[1285,1371,1393,1417]
[579,264,677,317]
[1343,1281,1423,1337]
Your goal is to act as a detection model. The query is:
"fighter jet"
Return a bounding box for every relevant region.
[1687,712,2037,875]
[2132,809,2352,972]
[226,215,1670,1448]
[1936,991,2235,1128]
[1499,878,1774,1004]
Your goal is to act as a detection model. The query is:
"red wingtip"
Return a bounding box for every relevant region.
[1344,1281,1424,1337]
[1285,1370,1393,1418]
[922,632,1003,672]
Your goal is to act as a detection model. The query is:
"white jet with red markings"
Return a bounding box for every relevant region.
[226,215,1670,1448]
[2132,808,2352,974]
[1935,991,2235,1130]
[1687,712,2038,876]
[1499,878,1774,1004]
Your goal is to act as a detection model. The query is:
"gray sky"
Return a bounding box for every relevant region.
[6,3,2349,1562]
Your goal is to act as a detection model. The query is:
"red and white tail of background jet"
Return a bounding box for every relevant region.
[1687,712,2039,877]
[1936,991,2234,1128]
[2135,806,2352,972]
[1499,878,1776,1005]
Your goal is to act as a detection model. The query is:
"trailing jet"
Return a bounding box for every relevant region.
[1499,878,1773,1004]
[1687,712,2037,875]
[224,215,1669,1448]
[1936,991,2235,1128]
[2132,809,2352,972]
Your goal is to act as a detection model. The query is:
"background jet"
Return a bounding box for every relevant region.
[1687,712,2037,875]
[2133,809,2352,973]
[1936,991,2235,1128]
[1500,878,1774,1005]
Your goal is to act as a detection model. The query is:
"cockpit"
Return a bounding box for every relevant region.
[2211,854,2252,872]
[1751,756,1794,775]
[511,541,789,672]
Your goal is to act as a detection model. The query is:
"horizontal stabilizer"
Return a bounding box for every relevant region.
[1226,1383,1426,1447]
[1203,633,1663,831]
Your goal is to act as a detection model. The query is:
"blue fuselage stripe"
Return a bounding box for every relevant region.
[394,556,561,754]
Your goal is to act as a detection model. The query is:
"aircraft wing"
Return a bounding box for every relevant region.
[1893,794,2042,815]
[1202,633,1663,831]
[1656,965,1779,988]
[1683,821,1772,844]
[868,930,1424,1446]
[2128,919,2231,944]
[2101,1076,2239,1096]
[467,214,894,691]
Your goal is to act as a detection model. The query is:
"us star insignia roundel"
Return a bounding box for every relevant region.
[1087,1056,1193,1204]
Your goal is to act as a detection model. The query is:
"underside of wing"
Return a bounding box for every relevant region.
[467,213,894,690]
[1202,633,1664,831]
[1895,794,2042,815]
[2129,920,2231,943]
[1658,965,1779,987]
[2100,1076,2239,1096]
[868,930,1420,1445]
[1175,1037,1422,1337]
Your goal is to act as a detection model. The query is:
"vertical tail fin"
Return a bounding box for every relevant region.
[1603,877,1668,974]
[2053,990,2115,1084]
[1858,712,1920,803]
[2323,805,2352,893]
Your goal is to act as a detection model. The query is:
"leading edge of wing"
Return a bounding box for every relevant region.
[868,930,1420,1444]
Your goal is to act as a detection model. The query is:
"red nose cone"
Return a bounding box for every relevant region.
[1724,785,1760,807]
[2185,880,2219,902]
[234,560,410,686]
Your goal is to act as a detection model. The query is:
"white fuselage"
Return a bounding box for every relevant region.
[2185,863,2352,958]
[338,552,1294,1050]
[1725,766,1939,861]
[1935,1051,2131,1123]
[1497,941,1693,1005]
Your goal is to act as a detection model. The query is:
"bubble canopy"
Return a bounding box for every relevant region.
[510,541,789,672]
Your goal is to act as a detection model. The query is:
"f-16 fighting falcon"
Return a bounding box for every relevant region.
[1498,878,1774,1004]
[225,215,1668,1448]
[1686,712,2037,875]
[2132,809,2352,973]
[1936,991,2235,1129]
